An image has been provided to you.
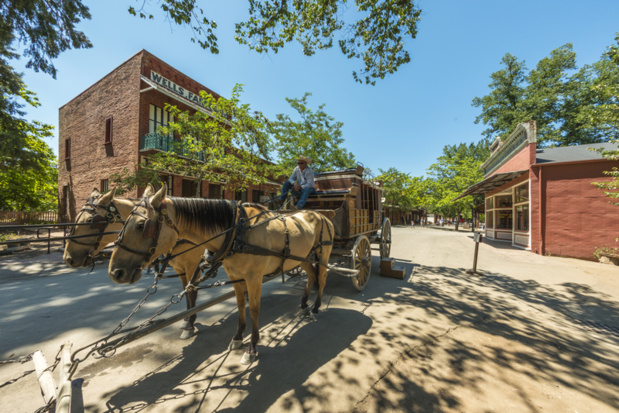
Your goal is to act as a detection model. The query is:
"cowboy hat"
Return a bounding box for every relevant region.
[297,155,311,164]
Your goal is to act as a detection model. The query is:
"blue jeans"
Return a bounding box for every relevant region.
[280,181,315,209]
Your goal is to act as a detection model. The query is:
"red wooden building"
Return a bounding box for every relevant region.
[58,50,280,221]
[458,121,619,260]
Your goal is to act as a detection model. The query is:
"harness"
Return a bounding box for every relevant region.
[116,198,334,286]
[114,196,179,265]
[70,196,123,259]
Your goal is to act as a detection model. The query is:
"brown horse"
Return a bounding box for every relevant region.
[63,185,206,339]
[108,183,334,364]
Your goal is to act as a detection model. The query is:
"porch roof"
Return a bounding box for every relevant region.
[454,170,527,200]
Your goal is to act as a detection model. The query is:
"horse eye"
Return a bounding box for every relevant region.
[137,222,145,231]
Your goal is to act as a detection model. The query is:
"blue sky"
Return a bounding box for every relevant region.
[15,0,619,178]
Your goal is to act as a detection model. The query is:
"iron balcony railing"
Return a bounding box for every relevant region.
[140,133,204,162]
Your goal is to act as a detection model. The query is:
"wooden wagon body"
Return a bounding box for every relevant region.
[290,166,392,290]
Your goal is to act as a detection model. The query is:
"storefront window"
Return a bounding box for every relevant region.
[149,104,174,135]
[486,211,494,228]
[515,183,528,203]
[496,210,512,229]
[486,197,493,209]
[496,195,512,208]
[516,205,529,231]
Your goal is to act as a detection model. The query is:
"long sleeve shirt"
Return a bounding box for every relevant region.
[288,166,315,189]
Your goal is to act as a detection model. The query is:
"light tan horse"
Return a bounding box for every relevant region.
[63,185,206,339]
[109,183,334,364]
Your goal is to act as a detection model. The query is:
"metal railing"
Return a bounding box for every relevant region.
[140,133,204,162]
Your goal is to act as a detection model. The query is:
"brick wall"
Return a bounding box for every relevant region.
[540,160,619,260]
[58,52,142,221]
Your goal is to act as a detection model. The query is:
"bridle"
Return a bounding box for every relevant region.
[70,196,123,259]
[114,196,180,266]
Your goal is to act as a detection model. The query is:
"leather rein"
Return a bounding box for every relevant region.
[114,196,180,265]
[70,197,123,259]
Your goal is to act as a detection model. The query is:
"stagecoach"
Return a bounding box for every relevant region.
[285,165,393,291]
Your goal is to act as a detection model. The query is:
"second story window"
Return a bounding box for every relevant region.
[149,104,174,135]
[105,116,113,144]
[65,139,71,160]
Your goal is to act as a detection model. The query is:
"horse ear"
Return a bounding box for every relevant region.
[98,188,116,206]
[89,188,101,198]
[151,182,167,208]
[143,183,155,197]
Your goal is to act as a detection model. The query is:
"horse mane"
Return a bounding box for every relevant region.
[169,197,236,234]
[242,202,268,211]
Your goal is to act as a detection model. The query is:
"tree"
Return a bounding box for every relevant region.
[0,131,58,211]
[269,92,357,172]
[473,41,619,147]
[0,0,91,210]
[131,0,422,84]
[424,141,489,231]
[112,84,280,193]
[591,33,619,205]
[472,53,527,142]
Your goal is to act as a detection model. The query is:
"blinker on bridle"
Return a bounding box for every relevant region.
[114,196,179,265]
[70,196,123,256]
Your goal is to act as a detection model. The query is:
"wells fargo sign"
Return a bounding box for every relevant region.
[150,71,211,110]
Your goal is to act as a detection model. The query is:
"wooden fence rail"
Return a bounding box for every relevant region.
[0,210,58,225]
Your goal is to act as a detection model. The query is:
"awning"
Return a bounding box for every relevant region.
[454,170,527,200]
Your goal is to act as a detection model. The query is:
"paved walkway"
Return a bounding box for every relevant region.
[0,227,618,412]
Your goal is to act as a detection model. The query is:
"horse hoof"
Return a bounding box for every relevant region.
[302,307,311,316]
[308,312,317,321]
[179,320,189,330]
[228,339,243,351]
[180,329,196,340]
[241,351,257,365]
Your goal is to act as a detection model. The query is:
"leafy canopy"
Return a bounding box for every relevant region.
[0,0,87,210]
[591,34,619,205]
[473,42,619,147]
[112,84,280,193]
[269,92,357,172]
[130,0,421,84]
[424,141,489,226]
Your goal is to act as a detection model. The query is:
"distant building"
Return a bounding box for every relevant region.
[58,50,280,221]
[458,121,619,260]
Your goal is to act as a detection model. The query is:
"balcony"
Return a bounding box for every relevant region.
[140,133,204,162]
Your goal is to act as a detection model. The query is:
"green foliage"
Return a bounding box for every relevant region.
[109,167,161,196]
[0,133,58,211]
[269,92,357,172]
[473,39,619,147]
[424,141,489,225]
[131,0,422,84]
[143,84,280,191]
[593,238,619,260]
[376,167,424,211]
[0,0,90,211]
[589,35,619,205]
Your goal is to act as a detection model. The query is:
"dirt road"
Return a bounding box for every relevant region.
[1,227,618,412]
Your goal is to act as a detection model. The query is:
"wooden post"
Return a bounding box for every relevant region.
[56,341,74,413]
[33,351,56,406]
[466,232,483,276]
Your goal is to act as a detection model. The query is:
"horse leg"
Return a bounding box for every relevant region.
[241,278,263,365]
[229,281,247,351]
[180,287,198,339]
[300,262,316,311]
[312,252,331,314]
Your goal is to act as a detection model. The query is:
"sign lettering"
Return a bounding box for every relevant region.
[150,71,211,111]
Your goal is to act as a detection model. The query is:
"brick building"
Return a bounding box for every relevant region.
[58,50,281,221]
[458,121,619,261]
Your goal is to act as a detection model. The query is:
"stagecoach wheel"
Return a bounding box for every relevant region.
[351,235,372,291]
[380,218,392,259]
